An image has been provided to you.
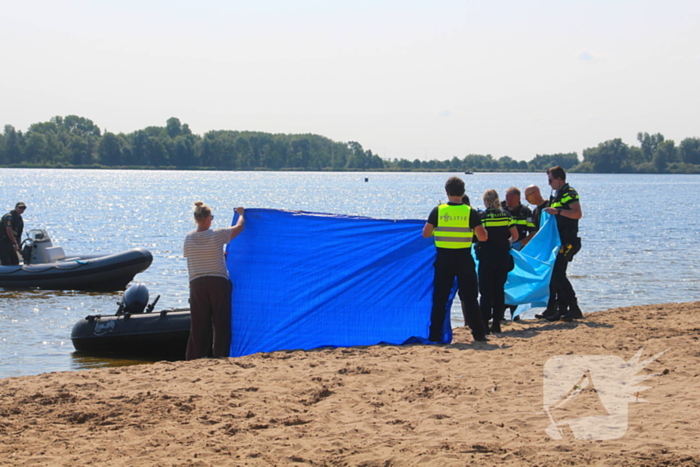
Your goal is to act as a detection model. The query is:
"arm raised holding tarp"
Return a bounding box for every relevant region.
[184,202,245,361]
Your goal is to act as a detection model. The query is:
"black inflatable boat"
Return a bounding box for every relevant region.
[71,284,191,358]
[0,229,152,291]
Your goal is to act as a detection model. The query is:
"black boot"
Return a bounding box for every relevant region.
[536,305,558,320]
[472,331,489,342]
[491,306,505,333]
[546,302,568,322]
[536,294,558,319]
[561,300,583,322]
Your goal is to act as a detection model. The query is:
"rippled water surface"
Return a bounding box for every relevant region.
[1,169,699,378]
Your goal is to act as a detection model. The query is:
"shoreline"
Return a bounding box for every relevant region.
[1,302,699,466]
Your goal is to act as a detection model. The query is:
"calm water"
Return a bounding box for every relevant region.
[1,169,699,378]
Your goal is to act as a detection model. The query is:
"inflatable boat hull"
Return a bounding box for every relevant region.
[71,308,191,357]
[0,248,152,291]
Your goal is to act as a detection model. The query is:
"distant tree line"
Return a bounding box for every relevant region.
[575,132,700,174]
[1,115,699,173]
[0,116,384,170]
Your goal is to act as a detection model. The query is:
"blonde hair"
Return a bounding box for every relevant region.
[193,201,212,221]
[483,189,501,210]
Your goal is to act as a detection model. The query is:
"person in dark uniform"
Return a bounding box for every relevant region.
[501,187,536,250]
[422,177,488,343]
[1,202,27,266]
[501,187,536,321]
[477,190,519,333]
[524,185,549,232]
[543,166,583,322]
[524,185,560,320]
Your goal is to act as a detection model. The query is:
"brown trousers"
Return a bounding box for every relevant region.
[186,276,232,360]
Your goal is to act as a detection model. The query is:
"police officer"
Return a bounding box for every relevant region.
[544,166,583,321]
[423,177,488,343]
[478,190,519,333]
[501,187,536,250]
[524,185,549,232]
[1,202,27,266]
[501,186,536,321]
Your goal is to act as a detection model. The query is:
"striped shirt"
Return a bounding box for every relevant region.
[183,228,232,282]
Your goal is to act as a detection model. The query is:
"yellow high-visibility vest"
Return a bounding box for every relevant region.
[433,204,474,249]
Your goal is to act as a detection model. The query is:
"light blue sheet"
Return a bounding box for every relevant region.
[226,209,559,357]
[505,212,560,315]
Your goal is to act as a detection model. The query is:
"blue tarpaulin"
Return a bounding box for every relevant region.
[505,212,560,314]
[226,209,560,357]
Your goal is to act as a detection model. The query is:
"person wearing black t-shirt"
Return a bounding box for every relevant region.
[1,202,26,266]
[502,187,536,250]
[423,177,488,343]
[544,166,583,322]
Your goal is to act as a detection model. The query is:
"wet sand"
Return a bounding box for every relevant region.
[1,302,698,466]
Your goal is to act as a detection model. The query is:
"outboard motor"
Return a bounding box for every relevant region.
[21,241,33,265]
[118,283,149,315]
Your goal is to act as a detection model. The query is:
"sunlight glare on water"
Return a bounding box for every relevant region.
[1,169,699,378]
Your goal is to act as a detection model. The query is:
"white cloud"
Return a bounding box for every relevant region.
[576,48,607,61]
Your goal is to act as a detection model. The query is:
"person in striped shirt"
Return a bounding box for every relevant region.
[184,201,245,360]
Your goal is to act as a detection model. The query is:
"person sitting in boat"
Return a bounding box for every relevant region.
[183,201,245,360]
[1,202,27,266]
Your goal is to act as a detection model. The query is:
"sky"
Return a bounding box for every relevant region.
[2,0,699,162]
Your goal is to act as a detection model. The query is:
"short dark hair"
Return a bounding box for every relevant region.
[505,186,520,197]
[445,177,465,197]
[547,166,567,181]
[461,194,470,206]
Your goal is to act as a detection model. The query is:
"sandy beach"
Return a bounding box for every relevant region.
[1,302,698,467]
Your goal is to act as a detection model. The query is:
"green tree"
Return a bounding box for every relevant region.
[98,132,123,166]
[172,134,198,166]
[464,154,489,170]
[52,115,101,138]
[637,132,664,162]
[679,137,700,165]
[3,125,22,164]
[582,139,628,173]
[130,131,151,165]
[149,138,169,166]
[199,131,236,167]
[499,156,519,170]
[26,120,67,164]
[166,117,182,138]
[529,153,579,170]
[653,140,676,172]
[24,132,48,163]
[68,135,92,165]
[235,137,254,168]
[346,141,366,169]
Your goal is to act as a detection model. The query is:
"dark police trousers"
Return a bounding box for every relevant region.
[430,248,485,342]
[550,252,576,308]
[478,250,511,325]
[0,240,19,266]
